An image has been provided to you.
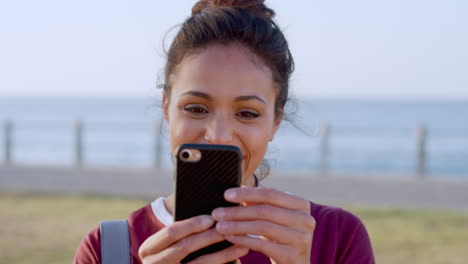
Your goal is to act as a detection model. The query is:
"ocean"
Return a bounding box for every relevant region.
[0,98,467,179]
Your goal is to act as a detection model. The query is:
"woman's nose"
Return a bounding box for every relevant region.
[204,116,234,144]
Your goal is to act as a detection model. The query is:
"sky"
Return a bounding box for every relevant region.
[0,0,467,99]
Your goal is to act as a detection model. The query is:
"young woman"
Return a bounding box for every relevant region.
[74,1,375,263]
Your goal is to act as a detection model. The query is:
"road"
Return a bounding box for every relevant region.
[1,166,468,211]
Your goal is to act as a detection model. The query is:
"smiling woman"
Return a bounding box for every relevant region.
[73,1,375,264]
[164,44,280,185]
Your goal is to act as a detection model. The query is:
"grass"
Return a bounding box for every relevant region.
[1,192,467,264]
[349,207,468,264]
[0,192,150,264]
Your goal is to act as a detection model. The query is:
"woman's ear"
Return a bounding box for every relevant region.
[162,91,169,122]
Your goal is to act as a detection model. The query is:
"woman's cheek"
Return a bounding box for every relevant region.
[241,124,271,175]
[169,117,204,150]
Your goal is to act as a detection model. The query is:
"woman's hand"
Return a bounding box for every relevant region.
[212,187,316,264]
[138,215,248,264]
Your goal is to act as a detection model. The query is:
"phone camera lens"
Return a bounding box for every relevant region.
[179,148,201,163]
[181,150,190,159]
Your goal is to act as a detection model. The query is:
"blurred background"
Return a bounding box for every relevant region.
[0,0,467,263]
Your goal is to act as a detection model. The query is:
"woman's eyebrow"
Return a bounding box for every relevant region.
[180,92,266,105]
[235,95,266,104]
[180,91,211,100]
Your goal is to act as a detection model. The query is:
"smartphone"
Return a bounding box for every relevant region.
[174,143,242,263]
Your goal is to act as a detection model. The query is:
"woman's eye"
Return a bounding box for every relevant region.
[182,105,208,115]
[237,110,260,120]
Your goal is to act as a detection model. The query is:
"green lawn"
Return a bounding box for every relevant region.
[1,192,467,264]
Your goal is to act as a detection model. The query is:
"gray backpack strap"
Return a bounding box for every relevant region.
[100,219,131,264]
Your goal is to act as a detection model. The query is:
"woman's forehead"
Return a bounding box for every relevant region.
[183,43,271,75]
[170,43,276,100]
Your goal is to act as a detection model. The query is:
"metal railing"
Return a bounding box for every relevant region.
[1,119,432,179]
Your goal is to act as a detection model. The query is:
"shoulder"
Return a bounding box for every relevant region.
[128,202,166,258]
[73,226,101,264]
[73,203,162,264]
[310,202,375,264]
[311,202,364,230]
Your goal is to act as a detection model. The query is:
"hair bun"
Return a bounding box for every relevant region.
[192,0,275,19]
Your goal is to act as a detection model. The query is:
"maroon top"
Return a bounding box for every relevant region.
[74,202,374,264]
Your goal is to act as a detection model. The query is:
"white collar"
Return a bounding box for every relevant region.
[151,197,174,226]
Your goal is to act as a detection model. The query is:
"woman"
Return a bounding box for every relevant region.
[74,0,375,263]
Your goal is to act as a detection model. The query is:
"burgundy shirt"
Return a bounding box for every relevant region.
[74,202,375,263]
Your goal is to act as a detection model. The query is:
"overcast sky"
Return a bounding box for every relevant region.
[0,0,467,99]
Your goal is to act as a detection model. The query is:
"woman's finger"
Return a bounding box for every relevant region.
[216,220,311,245]
[189,245,248,264]
[141,228,226,263]
[225,187,311,213]
[167,228,225,258]
[225,235,301,263]
[212,204,315,232]
[138,215,214,258]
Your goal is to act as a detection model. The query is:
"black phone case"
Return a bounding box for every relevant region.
[174,144,242,264]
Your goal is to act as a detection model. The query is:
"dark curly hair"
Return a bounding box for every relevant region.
[162,0,295,178]
[163,0,294,120]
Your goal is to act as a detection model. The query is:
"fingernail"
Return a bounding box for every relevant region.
[201,215,213,226]
[225,189,236,200]
[212,208,225,219]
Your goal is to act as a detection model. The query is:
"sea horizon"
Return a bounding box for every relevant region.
[0,97,467,178]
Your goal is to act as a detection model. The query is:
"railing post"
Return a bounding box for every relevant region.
[4,120,12,166]
[154,118,164,168]
[318,123,330,176]
[416,125,427,179]
[74,120,83,167]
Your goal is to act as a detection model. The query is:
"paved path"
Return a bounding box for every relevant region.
[1,166,468,211]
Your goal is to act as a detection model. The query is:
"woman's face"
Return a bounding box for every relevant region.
[163,43,281,185]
